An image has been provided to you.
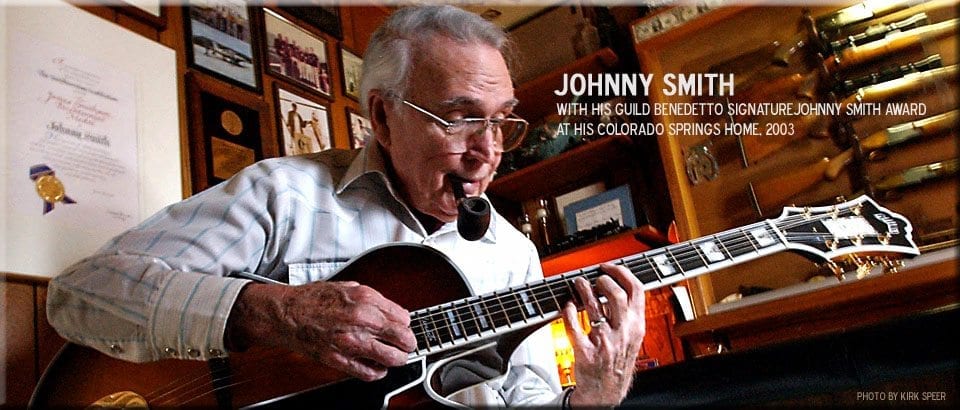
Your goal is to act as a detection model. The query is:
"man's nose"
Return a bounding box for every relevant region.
[464,124,500,163]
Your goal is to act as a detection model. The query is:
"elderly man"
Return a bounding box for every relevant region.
[47,5,645,408]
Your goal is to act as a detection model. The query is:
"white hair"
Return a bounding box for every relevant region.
[359,5,517,115]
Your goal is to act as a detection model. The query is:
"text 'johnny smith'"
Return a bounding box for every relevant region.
[553,73,735,97]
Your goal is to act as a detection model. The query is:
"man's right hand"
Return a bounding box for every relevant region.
[226,281,417,381]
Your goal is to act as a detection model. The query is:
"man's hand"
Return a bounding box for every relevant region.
[561,263,646,407]
[227,281,417,382]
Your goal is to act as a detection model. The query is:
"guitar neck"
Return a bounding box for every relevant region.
[409,219,787,357]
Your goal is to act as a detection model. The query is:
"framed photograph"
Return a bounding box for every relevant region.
[264,8,333,98]
[346,108,373,149]
[279,3,342,39]
[113,1,166,28]
[184,0,259,90]
[339,46,363,101]
[276,85,333,156]
[562,184,637,234]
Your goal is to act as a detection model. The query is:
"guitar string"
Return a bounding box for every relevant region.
[410,209,896,347]
[142,349,301,406]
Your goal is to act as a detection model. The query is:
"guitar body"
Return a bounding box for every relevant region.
[32,244,533,409]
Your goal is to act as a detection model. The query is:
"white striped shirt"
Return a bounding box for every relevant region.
[47,144,561,406]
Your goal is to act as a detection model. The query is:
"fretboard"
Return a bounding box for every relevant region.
[409,220,787,357]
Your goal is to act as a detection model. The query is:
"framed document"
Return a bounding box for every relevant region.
[184,0,260,90]
[264,8,333,98]
[275,84,333,156]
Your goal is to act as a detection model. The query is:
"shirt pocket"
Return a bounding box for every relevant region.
[288,261,347,285]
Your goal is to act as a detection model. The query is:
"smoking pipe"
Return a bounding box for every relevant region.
[449,175,491,241]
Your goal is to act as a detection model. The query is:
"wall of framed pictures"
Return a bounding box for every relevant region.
[72,2,391,195]
[176,3,390,194]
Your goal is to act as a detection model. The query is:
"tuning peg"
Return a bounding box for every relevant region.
[851,235,863,247]
[824,239,838,251]
[882,258,905,274]
[851,203,863,216]
[878,232,891,245]
[824,261,845,280]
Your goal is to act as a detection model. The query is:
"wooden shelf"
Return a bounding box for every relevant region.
[514,47,619,122]
[488,135,634,202]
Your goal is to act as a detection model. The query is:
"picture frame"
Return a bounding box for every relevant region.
[184,0,260,91]
[346,107,373,149]
[279,3,342,39]
[185,74,264,193]
[263,8,333,98]
[339,46,363,101]
[275,85,333,156]
[112,1,166,29]
[562,184,636,234]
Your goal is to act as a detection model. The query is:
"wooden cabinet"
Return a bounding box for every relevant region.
[630,3,958,318]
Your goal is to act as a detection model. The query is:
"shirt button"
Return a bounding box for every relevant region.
[109,344,123,354]
[186,348,201,358]
[164,347,178,357]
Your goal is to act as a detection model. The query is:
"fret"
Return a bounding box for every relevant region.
[455,300,481,338]
[521,284,544,317]
[643,254,664,281]
[624,255,660,284]
[690,241,711,266]
[421,310,445,348]
[473,297,492,331]
[543,278,564,312]
[670,244,703,274]
[722,229,757,258]
[444,305,465,340]
[650,251,678,278]
[696,239,727,264]
[489,292,513,329]
[505,290,528,324]
[664,247,686,276]
[749,225,777,248]
[713,234,735,260]
[431,309,454,346]
[741,227,761,252]
[509,290,530,323]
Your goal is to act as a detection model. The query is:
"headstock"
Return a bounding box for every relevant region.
[772,195,919,278]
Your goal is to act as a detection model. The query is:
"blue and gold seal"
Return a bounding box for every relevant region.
[29,164,76,214]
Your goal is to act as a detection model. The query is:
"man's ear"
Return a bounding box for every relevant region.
[367,90,391,148]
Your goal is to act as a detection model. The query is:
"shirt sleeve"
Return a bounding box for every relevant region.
[46,161,290,363]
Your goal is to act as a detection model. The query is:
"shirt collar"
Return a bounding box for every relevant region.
[337,145,500,243]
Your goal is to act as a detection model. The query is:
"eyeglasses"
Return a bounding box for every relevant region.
[401,99,528,153]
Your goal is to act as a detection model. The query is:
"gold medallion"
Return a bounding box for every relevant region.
[35,174,66,203]
[220,110,244,136]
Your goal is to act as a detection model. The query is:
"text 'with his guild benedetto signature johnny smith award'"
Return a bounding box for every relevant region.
[551,72,928,138]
